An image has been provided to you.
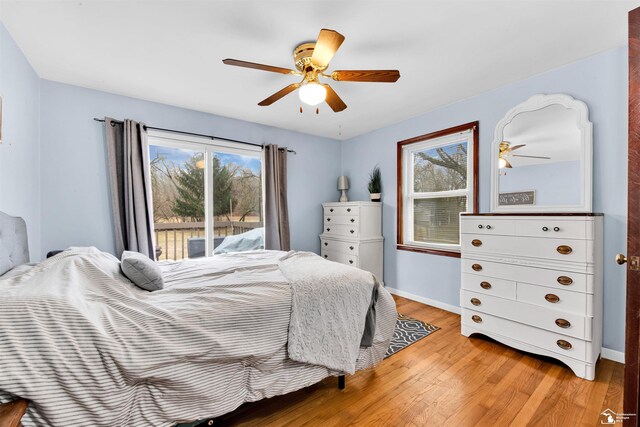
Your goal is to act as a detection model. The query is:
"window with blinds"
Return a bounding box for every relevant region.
[398,122,478,256]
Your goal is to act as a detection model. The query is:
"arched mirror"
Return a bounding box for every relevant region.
[490,94,593,213]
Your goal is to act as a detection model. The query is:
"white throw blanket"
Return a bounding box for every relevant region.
[279,251,377,374]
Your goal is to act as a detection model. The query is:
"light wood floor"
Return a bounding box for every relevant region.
[216,295,624,426]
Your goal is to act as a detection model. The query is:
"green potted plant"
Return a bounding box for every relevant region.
[368,166,382,202]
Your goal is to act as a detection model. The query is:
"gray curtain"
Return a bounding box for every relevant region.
[105,117,156,259]
[264,144,290,251]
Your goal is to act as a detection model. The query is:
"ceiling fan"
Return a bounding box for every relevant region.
[222,28,401,113]
[498,141,551,169]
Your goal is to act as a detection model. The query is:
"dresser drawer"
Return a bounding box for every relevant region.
[461,273,516,300]
[323,224,359,237]
[461,218,515,236]
[462,308,588,361]
[462,259,592,293]
[517,282,591,315]
[461,290,591,340]
[320,238,359,255]
[321,249,358,267]
[515,220,592,240]
[324,206,359,216]
[462,234,591,264]
[324,215,359,226]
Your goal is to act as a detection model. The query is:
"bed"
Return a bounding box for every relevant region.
[0,211,397,426]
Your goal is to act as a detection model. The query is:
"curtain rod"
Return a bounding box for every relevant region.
[93,118,296,154]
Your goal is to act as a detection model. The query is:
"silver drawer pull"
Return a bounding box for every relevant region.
[350,230,355,234]
[350,218,355,223]
[324,255,328,259]
[347,208,351,212]
[486,225,492,230]
[330,208,334,212]
[324,242,328,246]
[542,226,549,231]
[478,224,484,229]
[327,218,331,222]
[554,227,560,232]
[349,260,354,264]
[326,228,330,232]
[349,246,354,250]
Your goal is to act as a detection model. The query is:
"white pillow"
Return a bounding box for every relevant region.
[120,251,164,291]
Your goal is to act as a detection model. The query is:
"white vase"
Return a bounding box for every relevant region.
[370,193,381,202]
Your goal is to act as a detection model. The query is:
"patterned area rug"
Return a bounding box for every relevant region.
[385,314,440,358]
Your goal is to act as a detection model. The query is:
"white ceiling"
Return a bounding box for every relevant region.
[0,1,636,140]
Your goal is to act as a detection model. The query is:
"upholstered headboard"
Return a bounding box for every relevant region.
[0,211,29,276]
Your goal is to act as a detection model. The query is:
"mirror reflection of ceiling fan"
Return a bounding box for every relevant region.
[223,29,401,113]
[498,141,551,169]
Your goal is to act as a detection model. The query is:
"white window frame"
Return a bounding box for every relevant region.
[399,125,477,255]
[147,129,264,257]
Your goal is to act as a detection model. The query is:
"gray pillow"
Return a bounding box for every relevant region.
[120,251,164,291]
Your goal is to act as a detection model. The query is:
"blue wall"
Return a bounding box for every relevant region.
[39,80,341,258]
[0,22,41,260]
[341,47,627,353]
[0,16,628,353]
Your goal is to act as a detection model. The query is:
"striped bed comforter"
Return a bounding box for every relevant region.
[0,247,396,426]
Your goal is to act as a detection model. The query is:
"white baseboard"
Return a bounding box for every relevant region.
[386,286,625,364]
[386,287,461,314]
[601,347,625,364]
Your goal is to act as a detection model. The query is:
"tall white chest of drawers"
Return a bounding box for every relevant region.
[320,202,384,283]
[460,214,603,380]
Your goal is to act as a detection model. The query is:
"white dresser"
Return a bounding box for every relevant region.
[320,202,384,283]
[459,214,603,380]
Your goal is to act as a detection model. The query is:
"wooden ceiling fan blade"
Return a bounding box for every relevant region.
[311,29,345,68]
[331,70,401,82]
[323,84,347,112]
[511,154,551,159]
[223,59,295,75]
[258,83,301,106]
[507,144,526,152]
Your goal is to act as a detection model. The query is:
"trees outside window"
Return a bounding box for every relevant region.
[148,140,263,260]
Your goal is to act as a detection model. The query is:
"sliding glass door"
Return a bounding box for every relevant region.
[149,145,206,260]
[148,131,263,260]
[210,151,263,254]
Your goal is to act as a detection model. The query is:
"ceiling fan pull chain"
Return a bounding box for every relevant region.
[316,107,319,115]
[300,106,303,113]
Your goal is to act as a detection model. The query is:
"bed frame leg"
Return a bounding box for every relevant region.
[338,375,345,390]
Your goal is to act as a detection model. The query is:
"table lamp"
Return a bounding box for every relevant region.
[338,176,349,202]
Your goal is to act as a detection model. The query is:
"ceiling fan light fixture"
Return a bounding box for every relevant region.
[498,157,507,169]
[299,82,326,106]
